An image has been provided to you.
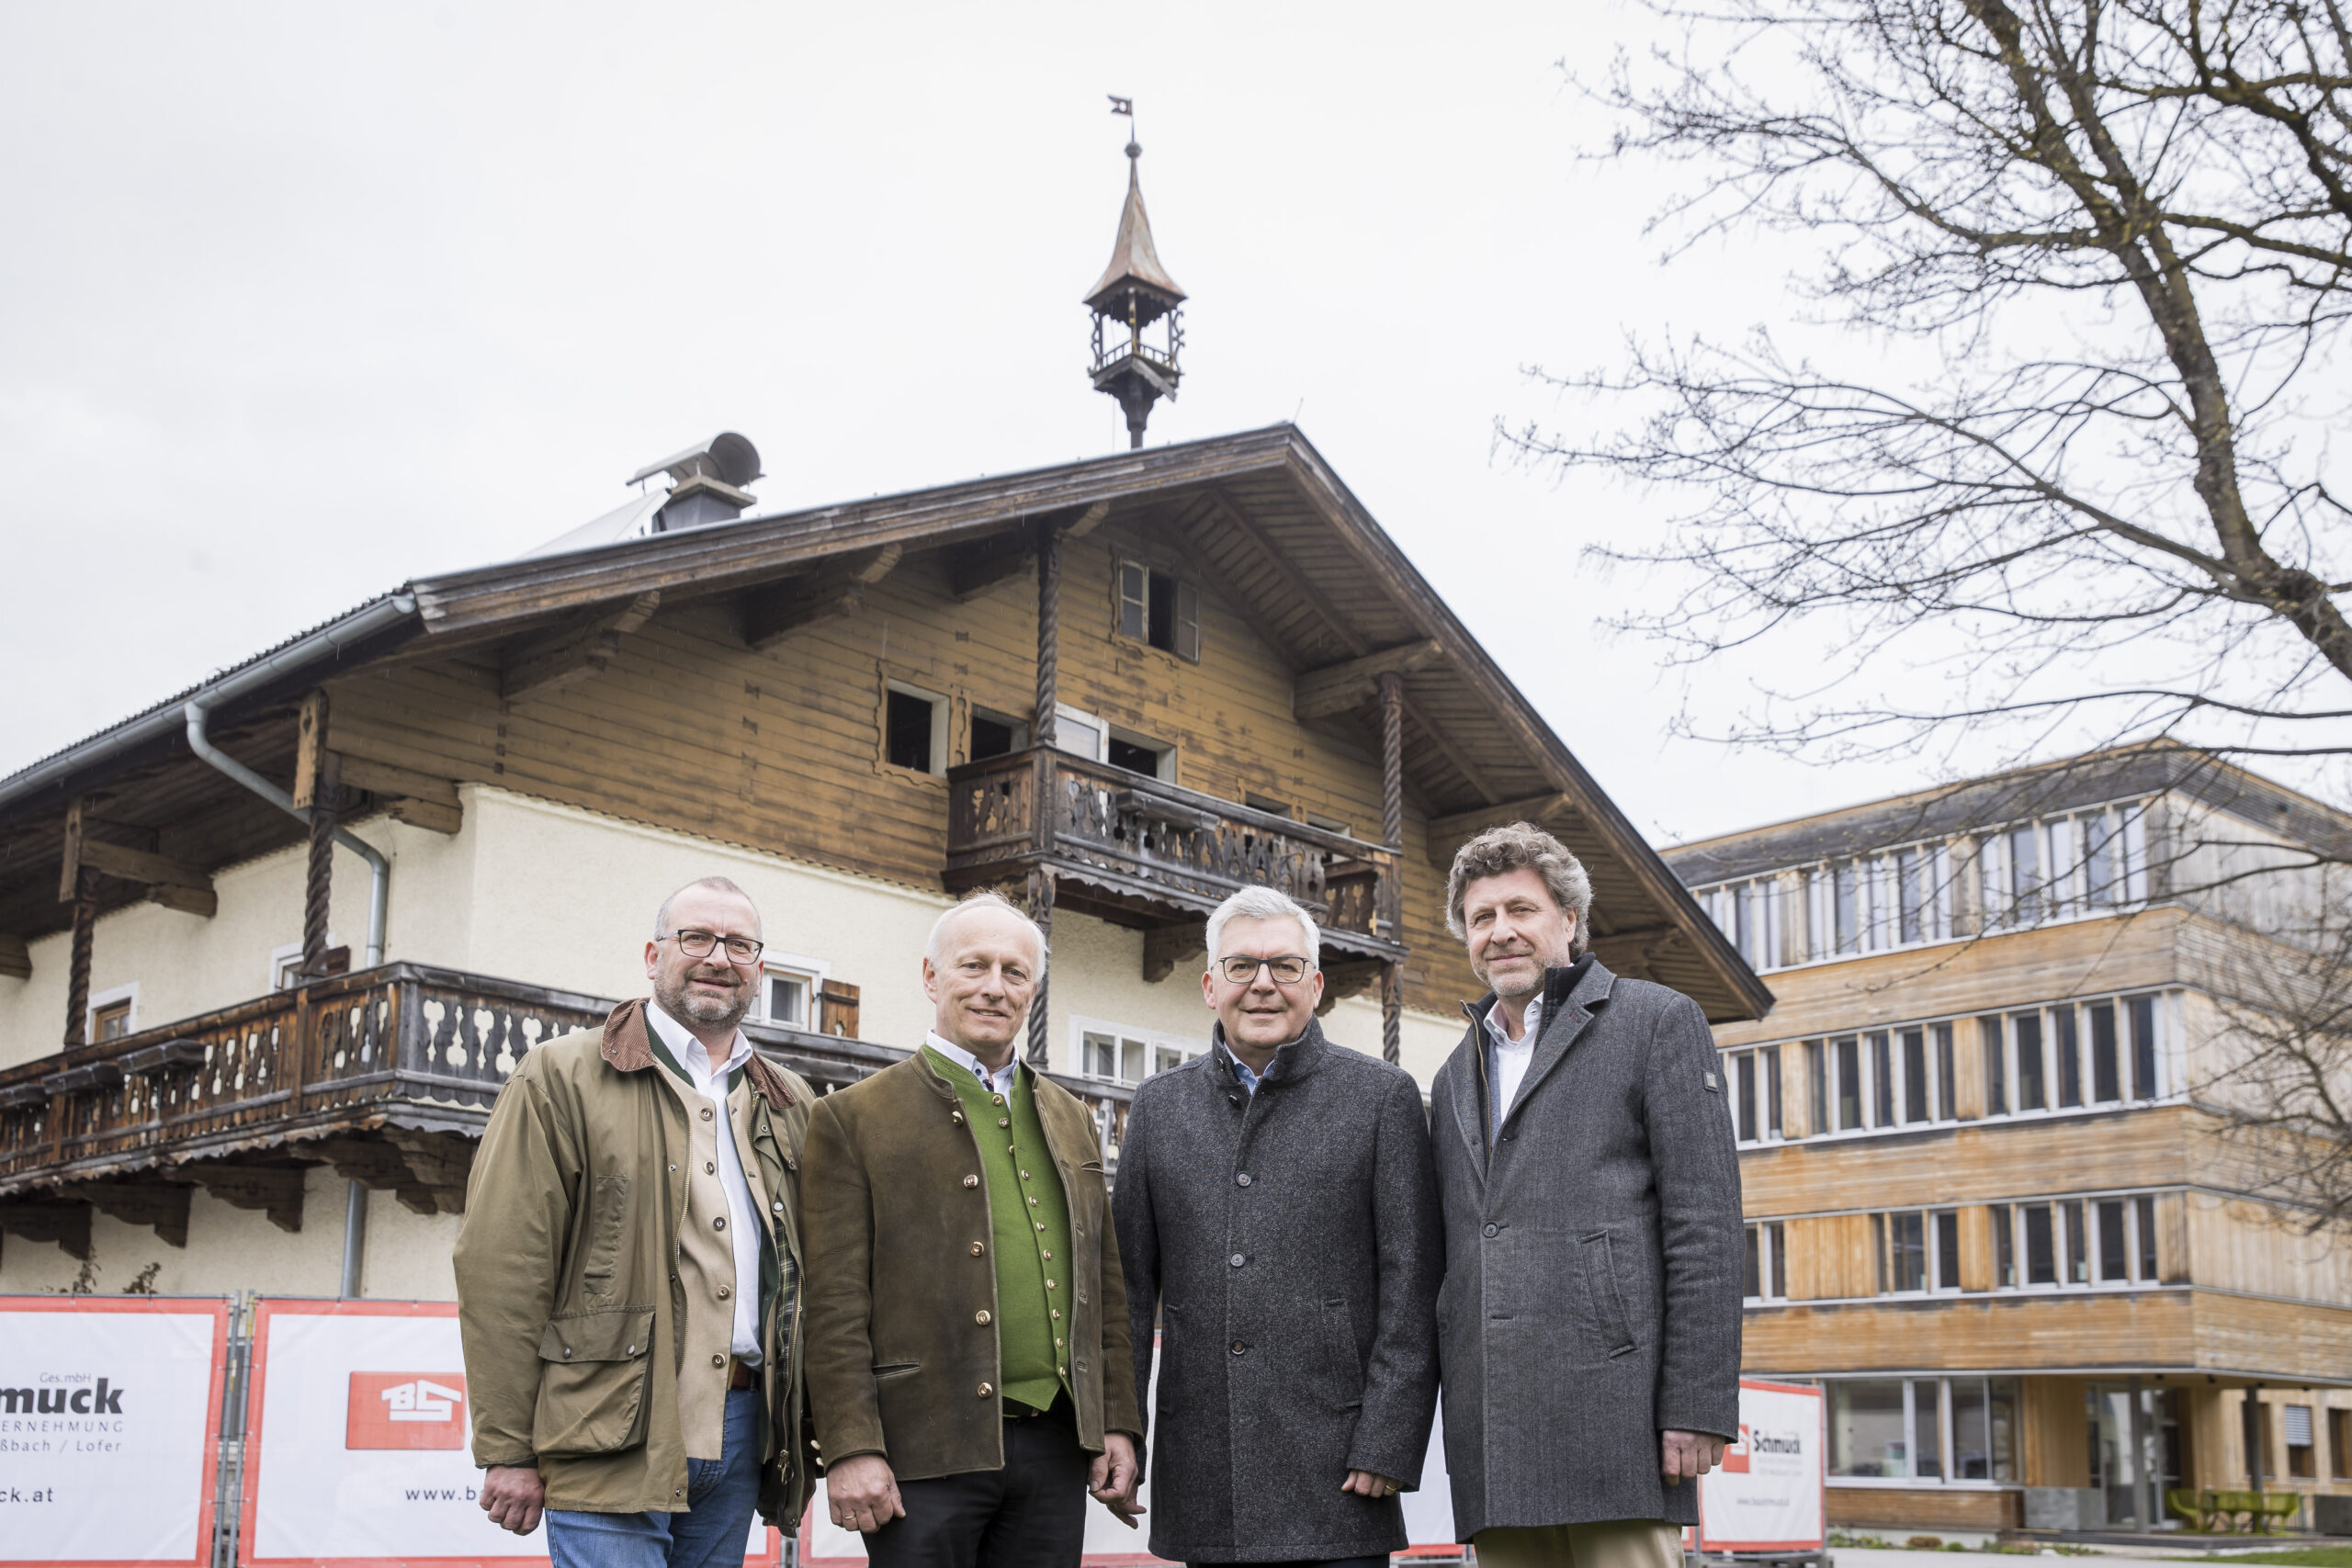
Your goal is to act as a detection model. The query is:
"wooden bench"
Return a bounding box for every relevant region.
[2168,1488,2303,1533]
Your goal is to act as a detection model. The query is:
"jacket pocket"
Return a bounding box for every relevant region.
[870,1361,922,1381]
[533,1307,656,1457]
[1578,1229,1637,1358]
[1318,1297,1364,1409]
[582,1175,630,1302]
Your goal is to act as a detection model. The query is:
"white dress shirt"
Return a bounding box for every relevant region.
[647,1002,763,1360]
[1483,994,1544,1134]
[926,1030,1020,1096]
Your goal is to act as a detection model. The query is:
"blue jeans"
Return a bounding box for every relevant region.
[547,1387,764,1568]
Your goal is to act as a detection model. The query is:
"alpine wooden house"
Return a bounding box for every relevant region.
[0,423,1769,1300]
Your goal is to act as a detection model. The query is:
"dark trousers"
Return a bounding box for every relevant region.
[864,1402,1091,1568]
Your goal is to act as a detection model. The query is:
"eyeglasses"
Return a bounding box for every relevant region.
[659,930,765,965]
[1216,954,1312,985]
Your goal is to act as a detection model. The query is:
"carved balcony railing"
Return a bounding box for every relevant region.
[944,747,1406,961]
[0,964,1139,1210]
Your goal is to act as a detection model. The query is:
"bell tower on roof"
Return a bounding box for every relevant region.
[1086,101,1185,449]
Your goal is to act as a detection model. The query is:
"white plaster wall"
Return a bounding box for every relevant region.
[0,809,486,1072]
[0,1166,351,1296]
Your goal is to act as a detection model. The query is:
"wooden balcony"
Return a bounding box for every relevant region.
[944,746,1406,963]
[0,964,1136,1258]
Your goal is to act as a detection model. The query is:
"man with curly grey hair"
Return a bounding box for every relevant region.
[1430,824,1743,1568]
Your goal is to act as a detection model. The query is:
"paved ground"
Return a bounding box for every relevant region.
[1829,1549,2310,1568]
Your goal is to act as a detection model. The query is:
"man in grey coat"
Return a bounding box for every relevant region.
[1431,823,1743,1568]
[1114,886,1441,1568]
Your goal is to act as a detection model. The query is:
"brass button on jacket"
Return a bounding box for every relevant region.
[963,1174,980,1189]
[976,1309,992,1325]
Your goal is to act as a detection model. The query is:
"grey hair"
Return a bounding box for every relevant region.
[926,890,1048,969]
[1204,886,1321,971]
[1445,822,1593,958]
[655,875,759,938]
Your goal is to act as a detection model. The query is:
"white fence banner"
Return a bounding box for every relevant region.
[241,1299,775,1568]
[0,1293,231,1568]
[1698,1378,1826,1554]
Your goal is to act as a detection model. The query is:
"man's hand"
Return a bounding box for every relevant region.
[1341,1469,1403,1499]
[1090,1432,1145,1528]
[480,1465,546,1535]
[827,1453,906,1534]
[1661,1429,1726,1485]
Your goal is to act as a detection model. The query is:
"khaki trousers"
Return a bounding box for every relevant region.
[1473,1519,1685,1568]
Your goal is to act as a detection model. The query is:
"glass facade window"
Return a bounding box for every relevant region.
[2089,1001,2120,1102]
[2130,995,2158,1098]
[2054,1006,2082,1107]
[1982,1016,2007,1114]
[1827,1377,2017,1483]
[2015,1012,2047,1111]
[1830,1380,1910,1477]
[1690,797,2148,969]
[1837,1036,1863,1131]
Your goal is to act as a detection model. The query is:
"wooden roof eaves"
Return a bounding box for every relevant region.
[409,427,1306,637]
[1271,431,1777,1023]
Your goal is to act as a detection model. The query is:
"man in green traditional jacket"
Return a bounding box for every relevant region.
[800,890,1144,1568]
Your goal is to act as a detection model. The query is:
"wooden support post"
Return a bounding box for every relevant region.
[1025,524,1065,1068]
[304,750,340,976]
[1025,867,1056,1067]
[64,863,97,1048]
[1034,526,1061,750]
[1379,671,1405,1066]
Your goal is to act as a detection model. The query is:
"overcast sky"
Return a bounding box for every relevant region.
[0,1,1977,848]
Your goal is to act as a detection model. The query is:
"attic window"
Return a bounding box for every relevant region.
[1117,561,1201,661]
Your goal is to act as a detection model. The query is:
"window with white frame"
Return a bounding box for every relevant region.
[758,953,830,1031]
[1743,1219,1788,1301]
[88,982,139,1043]
[1779,991,2165,1142]
[1982,994,2163,1118]
[1991,1194,2161,1289]
[267,939,337,992]
[885,682,951,776]
[1826,1376,2018,1483]
[1069,1016,1208,1087]
[1871,1208,1962,1293]
[1726,1044,1782,1143]
[1692,796,2152,971]
[1116,560,1202,662]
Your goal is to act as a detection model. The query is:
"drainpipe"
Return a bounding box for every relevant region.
[339,1179,368,1298]
[184,699,390,964]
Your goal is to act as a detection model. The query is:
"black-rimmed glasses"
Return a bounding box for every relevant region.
[659,930,765,965]
[1216,954,1312,985]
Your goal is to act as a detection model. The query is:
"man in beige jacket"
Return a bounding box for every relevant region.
[456,875,816,1568]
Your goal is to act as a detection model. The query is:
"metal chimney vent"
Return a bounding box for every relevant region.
[631,432,763,532]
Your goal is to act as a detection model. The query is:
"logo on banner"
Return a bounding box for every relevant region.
[1723,1425,1752,1473]
[346,1372,468,1450]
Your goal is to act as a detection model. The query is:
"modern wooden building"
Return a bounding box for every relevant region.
[0,423,1769,1301]
[1667,748,2352,1534]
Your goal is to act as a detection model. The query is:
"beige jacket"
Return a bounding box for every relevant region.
[455,999,815,1525]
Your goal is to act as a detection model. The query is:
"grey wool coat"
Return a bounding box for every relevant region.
[1114,1019,1442,1565]
[1430,956,1743,1539]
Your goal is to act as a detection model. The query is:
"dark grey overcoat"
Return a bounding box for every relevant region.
[1114,1020,1442,1564]
[1430,956,1743,1539]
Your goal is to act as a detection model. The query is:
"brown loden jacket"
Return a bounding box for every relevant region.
[798,1050,1142,1481]
[454,999,817,1527]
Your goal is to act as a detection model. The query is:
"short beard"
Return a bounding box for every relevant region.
[655,970,753,1032]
